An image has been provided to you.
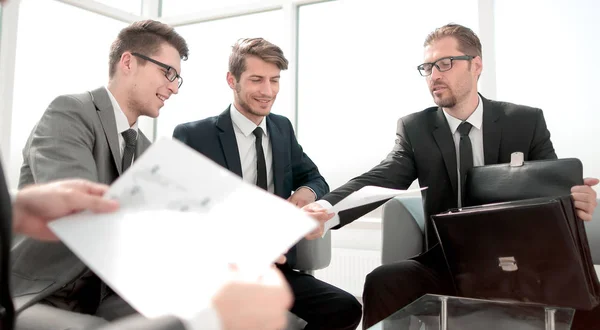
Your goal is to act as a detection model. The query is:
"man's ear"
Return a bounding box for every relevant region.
[226,72,237,90]
[473,55,483,77]
[120,52,135,76]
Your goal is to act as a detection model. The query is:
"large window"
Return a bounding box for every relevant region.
[161,0,265,17]
[297,0,479,196]
[93,0,142,15]
[156,10,288,139]
[8,0,125,187]
[495,0,600,180]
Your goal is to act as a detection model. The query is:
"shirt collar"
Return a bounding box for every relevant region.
[105,86,138,134]
[230,103,268,137]
[443,95,483,134]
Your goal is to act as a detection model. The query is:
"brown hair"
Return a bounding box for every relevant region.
[108,19,189,78]
[229,38,288,81]
[424,23,482,58]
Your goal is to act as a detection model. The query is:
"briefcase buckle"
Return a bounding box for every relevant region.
[510,152,524,167]
[498,256,518,271]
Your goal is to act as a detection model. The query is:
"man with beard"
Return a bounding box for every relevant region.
[173,38,362,330]
[301,23,599,329]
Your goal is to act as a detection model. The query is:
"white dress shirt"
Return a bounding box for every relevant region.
[230,103,275,193]
[442,95,485,206]
[105,87,139,166]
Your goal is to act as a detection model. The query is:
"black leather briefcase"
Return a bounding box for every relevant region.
[433,155,600,309]
[432,196,600,310]
[464,156,583,206]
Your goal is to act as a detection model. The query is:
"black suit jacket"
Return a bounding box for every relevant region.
[173,107,329,266]
[323,95,557,248]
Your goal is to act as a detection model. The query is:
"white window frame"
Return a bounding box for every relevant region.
[0,0,496,171]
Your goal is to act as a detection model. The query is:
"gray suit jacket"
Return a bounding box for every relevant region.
[11,87,151,313]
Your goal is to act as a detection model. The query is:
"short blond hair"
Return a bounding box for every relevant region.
[424,23,482,58]
[229,38,288,81]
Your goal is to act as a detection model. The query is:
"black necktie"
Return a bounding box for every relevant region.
[253,127,268,191]
[121,129,137,173]
[458,121,473,205]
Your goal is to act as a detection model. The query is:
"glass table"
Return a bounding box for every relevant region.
[367,294,575,330]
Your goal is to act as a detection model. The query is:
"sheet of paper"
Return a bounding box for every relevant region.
[322,186,426,234]
[49,138,317,320]
[330,186,426,214]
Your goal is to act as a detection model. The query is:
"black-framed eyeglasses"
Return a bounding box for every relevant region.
[417,55,475,77]
[131,52,183,88]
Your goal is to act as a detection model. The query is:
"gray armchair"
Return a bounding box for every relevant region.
[381,195,600,265]
[286,231,332,329]
[294,231,332,273]
[381,196,425,264]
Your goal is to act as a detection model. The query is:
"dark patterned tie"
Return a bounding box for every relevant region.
[458,121,473,206]
[121,129,137,172]
[253,127,268,191]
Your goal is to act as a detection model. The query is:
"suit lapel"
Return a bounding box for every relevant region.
[481,95,502,165]
[216,107,243,177]
[91,87,122,174]
[431,108,459,197]
[136,131,152,159]
[267,117,285,197]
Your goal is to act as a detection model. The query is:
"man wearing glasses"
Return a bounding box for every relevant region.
[301,23,599,329]
[12,18,188,329]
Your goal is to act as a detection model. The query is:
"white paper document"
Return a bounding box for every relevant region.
[323,186,426,233]
[49,138,318,320]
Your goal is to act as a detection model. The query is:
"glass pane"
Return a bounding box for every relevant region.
[297,0,479,194]
[93,0,142,15]
[368,294,574,330]
[156,10,288,139]
[495,0,600,181]
[8,0,126,187]
[161,0,263,17]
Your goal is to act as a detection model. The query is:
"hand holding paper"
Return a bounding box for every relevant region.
[302,202,335,240]
[48,138,318,320]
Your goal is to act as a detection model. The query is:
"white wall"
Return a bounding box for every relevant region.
[296,0,479,193]
[494,0,600,182]
[7,0,126,188]
[3,0,598,189]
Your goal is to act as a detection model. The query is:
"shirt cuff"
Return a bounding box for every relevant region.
[315,199,333,210]
[182,307,222,330]
[297,186,318,200]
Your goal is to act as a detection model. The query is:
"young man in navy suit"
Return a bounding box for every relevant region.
[173,38,361,330]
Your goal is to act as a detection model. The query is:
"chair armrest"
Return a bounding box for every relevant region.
[294,231,332,271]
[381,196,425,265]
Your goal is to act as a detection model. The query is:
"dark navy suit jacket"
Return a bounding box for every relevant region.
[173,107,329,266]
